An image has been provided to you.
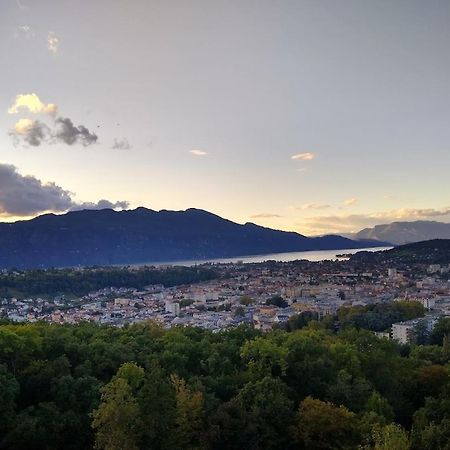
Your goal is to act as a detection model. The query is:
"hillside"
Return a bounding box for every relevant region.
[0,207,385,269]
[351,239,450,265]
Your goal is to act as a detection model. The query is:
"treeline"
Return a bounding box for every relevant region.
[337,301,425,332]
[276,300,425,335]
[0,266,218,299]
[2,318,450,449]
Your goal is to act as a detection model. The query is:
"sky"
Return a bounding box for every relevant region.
[1,0,450,235]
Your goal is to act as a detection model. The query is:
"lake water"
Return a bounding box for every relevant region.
[150,246,393,267]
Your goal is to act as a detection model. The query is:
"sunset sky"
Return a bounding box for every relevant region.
[1,0,450,235]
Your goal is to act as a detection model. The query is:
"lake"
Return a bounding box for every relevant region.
[150,246,393,267]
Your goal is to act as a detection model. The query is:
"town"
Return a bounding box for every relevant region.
[2,255,450,345]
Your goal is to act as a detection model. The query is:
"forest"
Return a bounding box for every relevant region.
[2,313,450,449]
[0,266,218,299]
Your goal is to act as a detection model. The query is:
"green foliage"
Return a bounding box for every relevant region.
[265,295,288,308]
[239,295,254,306]
[0,320,448,449]
[292,396,361,449]
[338,300,425,332]
[372,423,411,450]
[430,317,450,346]
[0,266,218,299]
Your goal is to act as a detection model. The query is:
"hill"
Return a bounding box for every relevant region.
[353,220,450,245]
[351,239,450,265]
[0,207,386,269]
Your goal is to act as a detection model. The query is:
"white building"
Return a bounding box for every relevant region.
[391,321,416,344]
[165,300,180,316]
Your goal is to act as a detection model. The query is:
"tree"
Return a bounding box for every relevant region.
[372,424,410,450]
[365,391,394,423]
[292,397,361,450]
[0,364,19,437]
[91,363,144,450]
[237,376,294,450]
[240,337,288,378]
[137,366,176,449]
[170,374,205,450]
[265,296,288,308]
[239,296,254,306]
[431,317,450,346]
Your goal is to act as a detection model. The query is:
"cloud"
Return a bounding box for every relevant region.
[15,0,29,11]
[11,117,98,147]
[0,163,73,216]
[15,25,34,39]
[112,138,131,150]
[343,198,358,207]
[8,93,58,115]
[296,203,331,211]
[189,149,208,156]
[11,118,50,147]
[250,213,282,219]
[0,163,128,217]
[55,117,98,146]
[291,152,315,161]
[8,93,97,147]
[70,199,130,211]
[47,32,59,53]
[296,207,450,235]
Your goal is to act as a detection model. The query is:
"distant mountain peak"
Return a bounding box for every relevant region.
[353,220,450,245]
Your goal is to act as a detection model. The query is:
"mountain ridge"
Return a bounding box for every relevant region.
[0,207,388,269]
[352,220,450,245]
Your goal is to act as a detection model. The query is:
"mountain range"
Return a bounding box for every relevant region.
[352,220,450,245]
[0,207,387,269]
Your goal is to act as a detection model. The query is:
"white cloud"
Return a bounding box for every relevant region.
[291,152,315,161]
[250,213,282,219]
[296,203,331,211]
[8,93,58,115]
[189,149,208,156]
[15,25,34,39]
[47,32,59,53]
[343,198,358,207]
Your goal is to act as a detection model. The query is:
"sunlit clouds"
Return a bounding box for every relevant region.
[12,118,49,146]
[343,198,358,207]
[291,152,315,161]
[296,203,331,211]
[47,32,59,53]
[250,213,282,219]
[296,207,450,235]
[189,149,208,156]
[8,93,57,116]
[8,94,97,147]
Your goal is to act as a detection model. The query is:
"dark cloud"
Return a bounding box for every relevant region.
[0,163,73,216]
[55,117,98,146]
[0,163,128,217]
[21,121,49,147]
[112,138,131,150]
[10,119,50,147]
[11,116,98,147]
